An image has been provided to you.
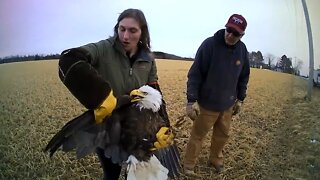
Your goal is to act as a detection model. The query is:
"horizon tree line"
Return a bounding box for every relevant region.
[0,51,306,76]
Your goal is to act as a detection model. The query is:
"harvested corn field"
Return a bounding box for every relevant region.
[0,60,319,179]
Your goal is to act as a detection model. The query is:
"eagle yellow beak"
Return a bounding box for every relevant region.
[129,89,146,102]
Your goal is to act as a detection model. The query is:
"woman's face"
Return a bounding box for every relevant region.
[118,17,142,54]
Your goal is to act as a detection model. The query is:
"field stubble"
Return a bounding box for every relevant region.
[0,60,319,179]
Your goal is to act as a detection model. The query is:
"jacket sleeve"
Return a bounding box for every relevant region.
[58,47,111,109]
[147,57,159,83]
[187,38,212,103]
[236,50,250,101]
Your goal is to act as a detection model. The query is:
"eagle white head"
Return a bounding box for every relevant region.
[130,85,162,112]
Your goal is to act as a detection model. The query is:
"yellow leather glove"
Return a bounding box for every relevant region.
[94,90,117,124]
[186,102,200,121]
[232,100,243,115]
[151,127,174,151]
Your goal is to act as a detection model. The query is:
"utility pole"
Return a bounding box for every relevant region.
[301,0,314,101]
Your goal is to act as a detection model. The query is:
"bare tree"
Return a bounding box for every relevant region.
[291,57,303,75]
[264,53,276,69]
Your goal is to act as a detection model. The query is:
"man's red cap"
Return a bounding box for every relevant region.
[225,14,247,34]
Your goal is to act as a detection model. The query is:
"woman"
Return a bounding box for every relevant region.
[58,8,172,180]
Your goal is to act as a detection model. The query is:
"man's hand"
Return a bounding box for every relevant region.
[232,100,243,115]
[151,127,174,151]
[94,90,117,124]
[186,102,200,121]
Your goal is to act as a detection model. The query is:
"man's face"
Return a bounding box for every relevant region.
[118,17,142,53]
[224,27,244,45]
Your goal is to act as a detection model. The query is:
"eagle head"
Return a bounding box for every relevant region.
[130,85,162,112]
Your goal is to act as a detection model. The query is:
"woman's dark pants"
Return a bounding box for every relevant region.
[96,147,122,180]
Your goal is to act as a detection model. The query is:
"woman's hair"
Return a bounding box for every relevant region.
[114,8,151,51]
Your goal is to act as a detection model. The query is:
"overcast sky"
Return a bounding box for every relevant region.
[0,0,319,75]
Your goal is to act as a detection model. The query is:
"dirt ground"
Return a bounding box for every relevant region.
[0,60,319,180]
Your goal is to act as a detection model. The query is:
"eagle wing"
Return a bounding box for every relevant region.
[44,103,166,162]
[44,110,97,157]
[44,94,182,178]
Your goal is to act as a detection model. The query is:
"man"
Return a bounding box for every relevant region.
[184,14,250,174]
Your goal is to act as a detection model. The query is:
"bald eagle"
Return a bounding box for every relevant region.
[45,85,181,179]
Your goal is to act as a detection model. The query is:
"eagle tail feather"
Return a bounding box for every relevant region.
[154,143,182,179]
[167,143,182,178]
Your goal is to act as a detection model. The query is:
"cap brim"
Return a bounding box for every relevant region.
[225,23,244,34]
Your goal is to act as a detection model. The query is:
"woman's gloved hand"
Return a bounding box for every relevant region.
[94,90,117,124]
